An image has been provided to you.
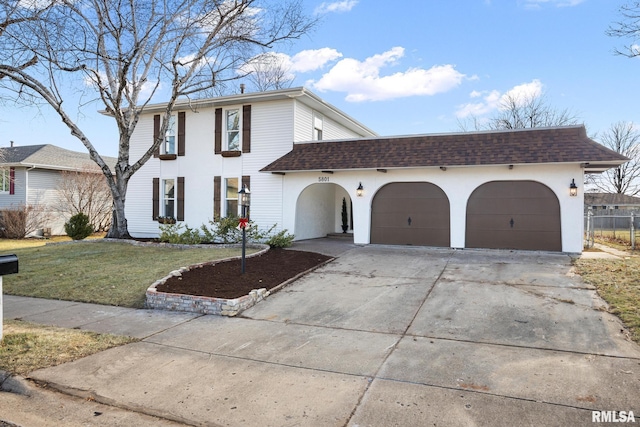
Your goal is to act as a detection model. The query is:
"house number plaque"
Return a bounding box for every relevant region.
[318,176,330,182]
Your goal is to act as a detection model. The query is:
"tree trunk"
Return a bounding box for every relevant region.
[106,196,131,239]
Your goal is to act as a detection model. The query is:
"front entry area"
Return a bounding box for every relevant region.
[465,180,562,251]
[370,182,450,246]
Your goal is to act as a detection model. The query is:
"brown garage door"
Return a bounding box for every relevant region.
[371,182,450,246]
[466,181,561,251]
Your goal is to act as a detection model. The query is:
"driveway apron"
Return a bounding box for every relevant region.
[27,244,640,427]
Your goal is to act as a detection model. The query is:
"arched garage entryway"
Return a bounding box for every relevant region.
[466,180,562,251]
[295,183,351,240]
[371,182,450,246]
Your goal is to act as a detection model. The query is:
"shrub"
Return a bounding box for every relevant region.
[64,213,94,240]
[266,229,295,248]
[0,203,51,238]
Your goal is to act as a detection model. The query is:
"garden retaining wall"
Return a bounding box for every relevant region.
[146,244,271,316]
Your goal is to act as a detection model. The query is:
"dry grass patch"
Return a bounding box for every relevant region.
[0,320,136,376]
[574,255,640,344]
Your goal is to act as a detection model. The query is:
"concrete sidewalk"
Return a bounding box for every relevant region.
[2,242,640,426]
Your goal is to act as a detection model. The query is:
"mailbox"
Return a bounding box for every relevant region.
[0,254,18,275]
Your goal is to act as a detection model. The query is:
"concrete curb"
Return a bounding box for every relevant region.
[0,370,32,396]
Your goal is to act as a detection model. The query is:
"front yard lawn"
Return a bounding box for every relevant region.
[2,240,255,308]
[574,254,640,344]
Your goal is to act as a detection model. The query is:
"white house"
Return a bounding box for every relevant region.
[127,87,627,254]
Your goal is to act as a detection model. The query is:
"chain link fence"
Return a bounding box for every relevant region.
[584,210,639,249]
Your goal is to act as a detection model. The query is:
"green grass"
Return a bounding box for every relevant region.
[2,240,255,308]
[0,320,136,375]
[574,255,640,344]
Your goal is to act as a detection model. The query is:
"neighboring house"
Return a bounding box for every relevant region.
[126,87,627,254]
[0,144,116,235]
[584,193,640,213]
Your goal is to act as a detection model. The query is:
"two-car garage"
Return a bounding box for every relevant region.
[370,180,562,252]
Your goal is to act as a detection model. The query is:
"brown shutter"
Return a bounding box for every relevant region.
[152,178,159,219]
[242,104,251,153]
[214,108,222,154]
[9,167,15,195]
[153,115,160,157]
[178,112,185,156]
[214,176,221,219]
[177,177,185,221]
[241,175,250,191]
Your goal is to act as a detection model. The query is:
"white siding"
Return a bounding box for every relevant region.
[293,101,313,142]
[0,168,26,209]
[126,115,161,237]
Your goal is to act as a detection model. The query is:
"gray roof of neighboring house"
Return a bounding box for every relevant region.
[0,144,116,171]
[585,192,640,206]
[261,125,628,174]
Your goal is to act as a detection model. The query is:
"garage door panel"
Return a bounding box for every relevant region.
[467,214,562,231]
[371,182,450,247]
[466,181,561,252]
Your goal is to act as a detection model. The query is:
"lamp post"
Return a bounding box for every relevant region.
[238,185,251,274]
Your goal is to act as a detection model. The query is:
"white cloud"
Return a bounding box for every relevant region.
[310,47,466,102]
[290,48,343,72]
[456,79,544,118]
[522,0,585,9]
[315,0,358,14]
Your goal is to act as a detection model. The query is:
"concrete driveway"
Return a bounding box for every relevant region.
[17,243,640,426]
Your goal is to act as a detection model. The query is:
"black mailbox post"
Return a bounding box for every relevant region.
[0,254,18,342]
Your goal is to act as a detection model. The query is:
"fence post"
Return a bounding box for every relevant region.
[586,209,593,248]
[631,212,636,250]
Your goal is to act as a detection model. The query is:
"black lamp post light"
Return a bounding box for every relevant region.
[238,185,251,274]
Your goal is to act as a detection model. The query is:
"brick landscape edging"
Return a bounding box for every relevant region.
[146,244,273,316]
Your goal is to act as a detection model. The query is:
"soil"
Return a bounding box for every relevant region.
[156,248,332,299]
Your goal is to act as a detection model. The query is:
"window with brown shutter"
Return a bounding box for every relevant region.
[153,115,160,157]
[177,177,184,221]
[213,176,221,219]
[9,168,14,195]
[178,112,185,156]
[214,108,222,154]
[152,178,159,219]
[242,105,251,153]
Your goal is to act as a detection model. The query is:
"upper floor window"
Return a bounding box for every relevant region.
[164,115,177,155]
[0,169,9,193]
[313,113,323,141]
[226,109,240,151]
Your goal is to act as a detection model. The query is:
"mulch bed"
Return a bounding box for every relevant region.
[156,249,332,299]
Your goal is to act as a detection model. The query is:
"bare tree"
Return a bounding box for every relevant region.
[56,166,113,231]
[241,52,294,91]
[608,2,640,58]
[588,121,640,196]
[0,0,315,238]
[457,92,579,131]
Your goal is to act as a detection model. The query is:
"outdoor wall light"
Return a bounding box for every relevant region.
[356,182,364,197]
[569,179,578,197]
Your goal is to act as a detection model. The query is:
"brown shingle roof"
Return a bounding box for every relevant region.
[585,193,640,206]
[261,126,628,173]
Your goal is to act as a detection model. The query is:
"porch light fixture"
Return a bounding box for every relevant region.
[238,185,251,274]
[569,179,578,197]
[356,182,364,197]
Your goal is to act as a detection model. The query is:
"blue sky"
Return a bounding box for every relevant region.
[2,0,638,157]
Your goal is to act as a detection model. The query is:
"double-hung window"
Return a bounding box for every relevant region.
[0,169,9,193]
[225,109,240,151]
[225,178,238,217]
[164,115,176,155]
[163,179,175,218]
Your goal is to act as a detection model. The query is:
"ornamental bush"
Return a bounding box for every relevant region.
[64,213,94,240]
